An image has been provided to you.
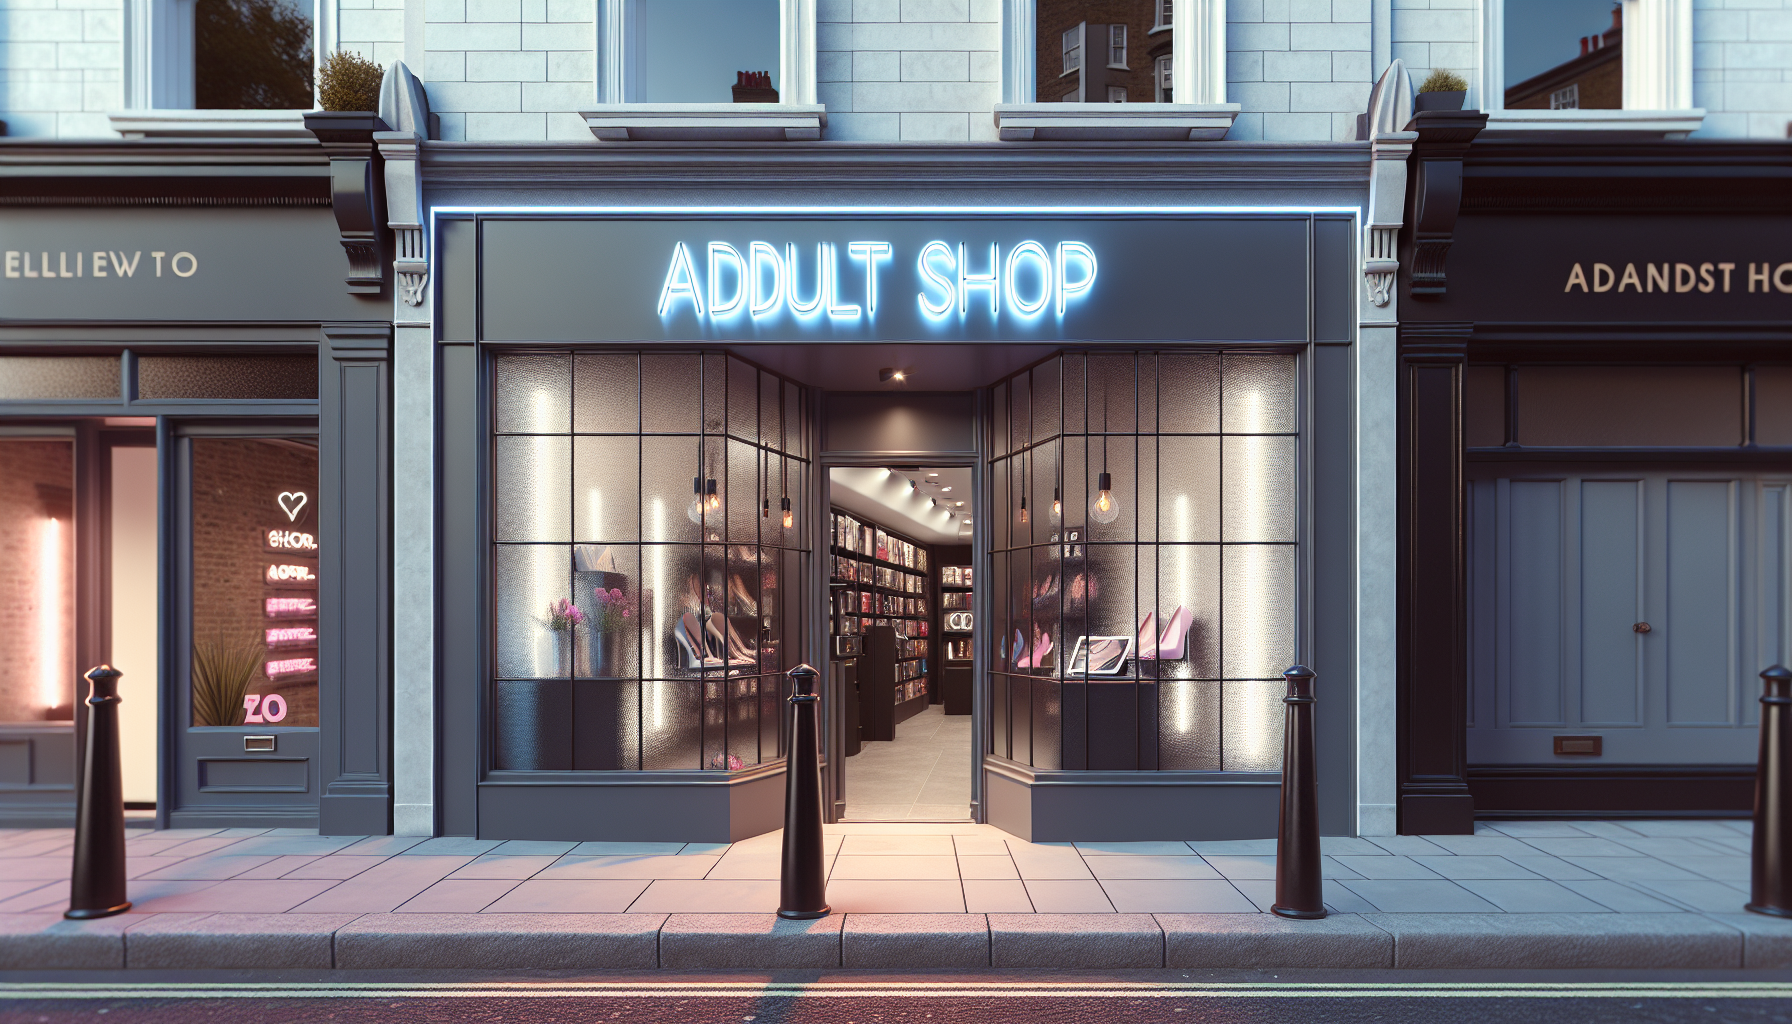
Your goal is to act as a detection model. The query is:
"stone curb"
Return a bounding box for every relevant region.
[1,909,1789,970]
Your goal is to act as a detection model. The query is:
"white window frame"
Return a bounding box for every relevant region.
[1549,83,1579,110]
[1107,24,1126,69]
[1151,0,1170,35]
[1106,85,1126,103]
[1061,23,1083,76]
[113,0,322,134]
[1478,0,1700,135]
[598,0,816,106]
[1003,0,1223,105]
[1155,53,1172,103]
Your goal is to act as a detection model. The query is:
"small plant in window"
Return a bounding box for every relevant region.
[317,50,385,112]
[1418,69,1468,94]
[588,588,638,634]
[191,632,264,727]
[542,598,585,634]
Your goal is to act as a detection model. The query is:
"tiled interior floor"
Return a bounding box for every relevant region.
[842,704,973,820]
[0,818,1760,917]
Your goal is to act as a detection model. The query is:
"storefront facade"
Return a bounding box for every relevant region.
[1396,116,1792,830]
[0,136,395,834]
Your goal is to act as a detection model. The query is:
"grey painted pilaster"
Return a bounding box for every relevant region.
[320,323,395,836]
[392,325,435,835]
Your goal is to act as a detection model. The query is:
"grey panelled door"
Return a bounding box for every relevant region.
[1467,470,1783,765]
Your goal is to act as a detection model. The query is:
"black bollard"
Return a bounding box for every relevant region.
[778,663,829,919]
[1272,664,1325,920]
[67,665,130,920]
[1748,665,1792,917]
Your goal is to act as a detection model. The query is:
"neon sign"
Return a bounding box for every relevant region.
[266,625,317,648]
[658,240,1096,323]
[266,563,317,584]
[277,491,308,522]
[265,596,317,618]
[264,657,316,680]
[266,528,317,552]
[244,693,289,722]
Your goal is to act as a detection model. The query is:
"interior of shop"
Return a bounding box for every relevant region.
[828,465,975,821]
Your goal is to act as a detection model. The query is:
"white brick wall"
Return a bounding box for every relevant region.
[340,0,409,71]
[423,0,592,140]
[816,0,1001,142]
[1692,0,1792,138]
[1388,0,1476,109]
[1228,0,1374,141]
[0,0,121,138]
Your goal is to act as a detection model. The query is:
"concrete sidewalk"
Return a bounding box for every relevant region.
[0,819,1789,970]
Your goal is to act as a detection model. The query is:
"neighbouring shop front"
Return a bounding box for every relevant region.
[426,154,1375,843]
[1396,120,1792,829]
[0,137,394,834]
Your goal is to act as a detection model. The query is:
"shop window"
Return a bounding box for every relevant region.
[1755,367,1792,447]
[1486,0,1693,119]
[0,439,76,723]
[0,356,121,401]
[125,0,315,110]
[190,438,320,729]
[987,352,1299,772]
[138,356,318,401]
[1465,365,1507,449]
[1516,366,1740,447]
[490,352,809,772]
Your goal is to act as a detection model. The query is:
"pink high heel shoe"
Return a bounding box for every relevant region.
[1136,612,1158,660]
[1012,629,1030,668]
[1156,606,1191,661]
[1031,632,1053,669]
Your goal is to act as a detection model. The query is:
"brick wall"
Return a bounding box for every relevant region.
[816,0,1001,142]
[0,440,75,721]
[1228,0,1374,141]
[0,0,121,138]
[1693,0,1792,138]
[423,0,595,141]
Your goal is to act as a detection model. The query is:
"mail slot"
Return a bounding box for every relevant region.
[1553,735,1602,756]
[243,735,277,753]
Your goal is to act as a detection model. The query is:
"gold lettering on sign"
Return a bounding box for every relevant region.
[1646,263,1669,292]
[1566,260,1774,296]
[1594,263,1615,292]
[1564,264,1589,292]
[92,251,106,277]
[1752,263,1770,292]
[1777,263,1792,294]
[1619,263,1643,293]
[1699,263,1715,293]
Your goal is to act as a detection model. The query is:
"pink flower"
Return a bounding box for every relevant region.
[609,587,625,603]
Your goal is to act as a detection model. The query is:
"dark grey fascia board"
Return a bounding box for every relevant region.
[418,141,1372,193]
[0,138,328,171]
[983,755,1281,788]
[481,762,786,787]
[0,323,330,348]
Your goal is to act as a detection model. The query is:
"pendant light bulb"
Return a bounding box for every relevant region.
[1018,495,1029,525]
[686,476,705,525]
[705,478,720,512]
[780,496,793,530]
[1090,472,1120,525]
[762,497,770,519]
[1050,486,1062,525]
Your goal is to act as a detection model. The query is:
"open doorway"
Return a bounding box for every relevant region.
[828,465,975,820]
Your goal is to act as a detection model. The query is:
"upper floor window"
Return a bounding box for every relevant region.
[624,0,779,102]
[1108,24,1127,69]
[1155,53,1172,102]
[1152,0,1171,33]
[1484,0,1695,121]
[1042,2,1162,103]
[1062,24,1083,75]
[1503,0,1620,111]
[127,0,315,110]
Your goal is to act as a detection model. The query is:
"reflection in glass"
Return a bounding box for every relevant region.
[1504,0,1621,111]
[1035,0,1172,103]
[628,0,780,103]
[0,440,75,722]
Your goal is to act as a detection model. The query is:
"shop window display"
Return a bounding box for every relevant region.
[491,352,809,771]
[0,439,76,723]
[988,352,1299,772]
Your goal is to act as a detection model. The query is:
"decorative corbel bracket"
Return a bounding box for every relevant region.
[1365,131,1416,308]
[304,111,392,295]
[1404,111,1487,299]
[376,131,426,309]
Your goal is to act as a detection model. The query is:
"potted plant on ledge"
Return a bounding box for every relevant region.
[305,50,390,136]
[1415,69,1469,112]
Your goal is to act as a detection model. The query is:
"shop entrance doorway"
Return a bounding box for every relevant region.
[827,465,975,821]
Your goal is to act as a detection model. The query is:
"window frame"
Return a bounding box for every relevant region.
[1477,0,1698,128]
[1003,0,1223,106]
[597,0,816,106]
[121,0,323,114]
[1061,23,1083,76]
[1107,23,1127,70]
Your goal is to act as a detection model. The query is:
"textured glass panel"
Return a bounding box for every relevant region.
[726,674,765,767]
[1222,680,1285,771]
[1159,354,1220,433]
[760,372,781,449]
[1138,352,1157,435]
[1086,434,1135,543]
[641,543,705,678]
[1157,544,1221,680]
[1031,440,1057,546]
[640,436,702,544]
[1222,544,1297,679]
[1032,545,1060,675]
[573,435,639,542]
[1083,543,1137,645]
[703,353,726,434]
[573,544,640,679]
[494,543,570,679]
[990,550,1010,675]
[695,436,727,542]
[728,357,759,441]
[1088,353,1135,434]
[1223,353,1298,434]
[642,354,700,432]
[1158,680,1221,770]
[494,680,572,770]
[495,355,571,433]
[1062,353,1085,434]
[641,680,701,769]
[992,381,1009,457]
[1008,547,1032,671]
[1222,436,1298,542]
[1137,434,1157,540]
[766,453,796,546]
[784,381,802,456]
[573,679,640,770]
[494,435,571,542]
[990,456,1010,551]
[139,356,316,400]
[1158,437,1220,543]
[0,439,75,722]
[727,438,761,545]
[573,353,639,433]
[1032,678,1061,769]
[1060,434,1087,540]
[1010,369,1031,453]
[0,355,120,400]
[1033,358,1060,441]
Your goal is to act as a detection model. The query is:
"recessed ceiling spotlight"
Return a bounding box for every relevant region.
[956,501,965,507]
[878,368,907,383]
[941,486,952,492]
[928,472,939,477]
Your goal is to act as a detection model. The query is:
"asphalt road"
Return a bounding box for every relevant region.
[2,971,1790,1024]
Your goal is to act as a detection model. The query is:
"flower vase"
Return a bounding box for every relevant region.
[592,630,622,678]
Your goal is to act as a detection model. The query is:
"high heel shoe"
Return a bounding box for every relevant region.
[1156,606,1191,661]
[1031,632,1053,669]
[706,613,756,667]
[1012,629,1030,669]
[723,614,759,664]
[1136,612,1158,660]
[675,613,723,670]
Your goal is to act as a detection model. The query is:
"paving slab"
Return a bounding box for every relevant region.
[989,913,1162,968]
[824,879,966,913]
[842,913,989,967]
[1100,879,1259,914]
[0,913,130,968]
[1158,912,1393,968]
[124,913,358,969]
[335,913,662,969]
[1707,912,1792,968]
[659,913,842,968]
[962,879,1034,913]
[1366,912,1742,969]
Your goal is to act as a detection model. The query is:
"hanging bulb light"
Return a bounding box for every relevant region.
[762,497,771,519]
[781,496,793,529]
[1090,472,1120,524]
[1050,486,1062,525]
[687,475,720,525]
[1018,495,1029,525]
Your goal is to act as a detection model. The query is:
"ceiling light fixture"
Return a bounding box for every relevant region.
[878,368,907,383]
[928,472,939,477]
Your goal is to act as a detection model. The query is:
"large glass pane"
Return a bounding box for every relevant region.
[573,435,640,542]
[195,0,313,109]
[494,543,570,680]
[1221,544,1297,680]
[1086,434,1135,543]
[495,435,571,542]
[727,438,761,545]
[1222,435,1298,543]
[1035,0,1170,103]
[643,354,701,433]
[1159,680,1220,770]
[1158,437,1219,543]
[1504,0,1620,111]
[1159,354,1220,433]
[641,680,702,769]
[628,0,780,103]
[1089,353,1137,434]
[641,435,703,544]
[1222,680,1285,772]
[0,440,75,722]
[1222,353,1297,434]
[642,543,706,679]
[191,437,320,728]
[1032,358,1061,441]
[1011,369,1031,453]
[574,544,640,679]
[728,358,759,442]
[573,353,639,433]
[1156,544,1221,680]
[495,355,571,434]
